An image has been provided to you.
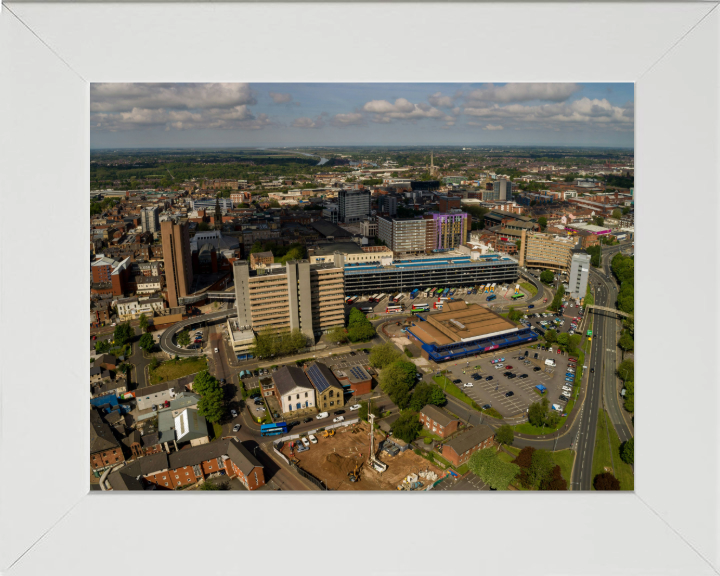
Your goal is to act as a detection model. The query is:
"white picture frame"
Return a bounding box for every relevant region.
[0,3,718,575]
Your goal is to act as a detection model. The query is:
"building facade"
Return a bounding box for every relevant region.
[272,365,316,415]
[377,216,434,255]
[431,212,470,251]
[305,362,346,412]
[493,179,513,201]
[518,229,577,273]
[338,189,371,223]
[419,405,460,439]
[568,251,591,299]
[141,206,160,235]
[161,219,194,308]
[440,425,495,467]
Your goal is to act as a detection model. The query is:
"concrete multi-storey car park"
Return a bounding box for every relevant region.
[342,252,519,295]
[406,301,538,362]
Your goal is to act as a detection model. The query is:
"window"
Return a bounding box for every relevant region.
[296,394,299,400]
[164,483,168,486]
[329,390,334,397]
[287,395,291,401]
[305,392,308,398]
[176,475,179,479]
[330,401,334,406]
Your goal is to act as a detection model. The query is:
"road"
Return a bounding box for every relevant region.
[159,307,237,357]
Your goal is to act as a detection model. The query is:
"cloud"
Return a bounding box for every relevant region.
[92,106,270,132]
[484,124,504,131]
[292,116,325,129]
[90,83,257,113]
[269,92,293,104]
[331,112,365,127]
[428,92,455,108]
[465,83,582,104]
[361,98,452,123]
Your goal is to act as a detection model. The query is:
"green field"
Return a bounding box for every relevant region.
[432,375,477,410]
[520,282,538,296]
[551,449,576,485]
[591,410,634,490]
[149,356,208,385]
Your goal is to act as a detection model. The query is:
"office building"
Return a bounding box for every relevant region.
[161,219,194,308]
[493,179,513,201]
[338,189,371,223]
[377,194,398,216]
[189,198,233,212]
[431,212,470,251]
[377,216,434,255]
[568,251,591,299]
[141,206,160,235]
[232,260,345,339]
[518,229,577,273]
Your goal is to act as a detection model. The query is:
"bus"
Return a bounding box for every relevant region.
[361,306,374,313]
[442,288,450,296]
[479,284,485,293]
[346,295,359,305]
[392,293,405,303]
[369,293,379,302]
[410,289,419,299]
[491,282,496,293]
[412,303,429,312]
[511,293,525,300]
[386,305,403,313]
[376,293,387,302]
[433,301,443,310]
[260,422,288,437]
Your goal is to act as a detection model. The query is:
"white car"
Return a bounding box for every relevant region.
[214,347,219,353]
[349,404,362,411]
[230,409,238,418]
[316,412,329,420]
[308,434,318,444]
[463,382,474,388]
[333,415,345,423]
[301,437,310,448]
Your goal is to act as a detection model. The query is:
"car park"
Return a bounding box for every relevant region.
[333,415,345,423]
[308,434,318,444]
[316,412,329,419]
[232,424,241,432]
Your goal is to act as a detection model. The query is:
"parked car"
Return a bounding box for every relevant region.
[559,395,569,402]
[303,417,313,423]
[453,379,462,384]
[288,420,300,427]
[308,434,318,444]
[463,382,474,388]
[232,424,241,432]
[533,366,542,372]
[255,407,265,412]
[301,437,310,448]
[518,374,528,379]
[316,412,329,419]
[333,415,345,423]
[349,404,361,411]
[295,442,309,453]
[481,403,492,410]
[568,357,578,363]
[534,353,539,359]
[334,410,345,416]
[214,347,219,353]
[230,409,238,418]
[485,375,494,381]
[350,351,356,356]
[505,365,513,370]
[505,391,514,397]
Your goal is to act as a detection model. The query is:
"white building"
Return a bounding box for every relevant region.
[569,252,591,299]
[116,296,166,320]
[272,365,316,415]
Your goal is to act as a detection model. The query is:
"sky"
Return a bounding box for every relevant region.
[90,83,634,149]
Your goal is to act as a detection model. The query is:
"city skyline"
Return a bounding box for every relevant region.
[91,83,634,149]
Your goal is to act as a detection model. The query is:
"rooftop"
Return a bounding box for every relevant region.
[411,302,518,346]
[444,424,495,455]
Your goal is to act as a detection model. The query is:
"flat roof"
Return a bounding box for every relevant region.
[311,242,366,257]
[413,302,518,345]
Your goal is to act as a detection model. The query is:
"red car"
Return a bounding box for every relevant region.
[568,357,578,363]
[505,365,513,370]
[557,349,562,354]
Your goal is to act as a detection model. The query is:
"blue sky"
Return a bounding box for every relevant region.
[91,83,634,149]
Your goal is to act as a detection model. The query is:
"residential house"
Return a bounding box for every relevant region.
[439,425,495,467]
[419,405,460,439]
[90,407,125,471]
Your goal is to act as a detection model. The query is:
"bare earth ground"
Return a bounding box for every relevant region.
[281,422,443,491]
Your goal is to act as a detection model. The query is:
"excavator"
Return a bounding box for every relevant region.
[322,429,335,439]
[348,461,363,483]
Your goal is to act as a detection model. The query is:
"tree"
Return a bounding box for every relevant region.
[149,357,160,371]
[541,465,568,490]
[379,360,417,409]
[326,326,348,344]
[507,306,524,322]
[594,216,605,227]
[594,472,621,490]
[527,448,555,489]
[495,424,514,446]
[586,245,602,267]
[618,330,634,356]
[527,398,550,428]
[617,359,634,383]
[544,329,557,344]
[538,216,547,231]
[468,448,520,490]
[390,411,422,443]
[409,381,445,411]
[556,332,569,348]
[139,332,154,352]
[540,270,554,285]
[138,313,149,333]
[177,330,191,347]
[113,322,134,346]
[358,399,381,422]
[620,437,634,465]
[622,206,631,215]
[193,371,226,423]
[612,209,622,219]
[192,370,218,395]
[347,322,376,343]
[369,342,402,369]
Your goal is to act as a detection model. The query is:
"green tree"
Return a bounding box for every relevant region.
[540,270,554,285]
[620,437,634,465]
[495,424,514,446]
[594,472,620,490]
[369,342,402,369]
[358,399,381,422]
[538,216,547,231]
[623,381,635,413]
[544,329,557,344]
[594,216,605,227]
[138,313,149,333]
[527,448,556,489]
[622,206,630,215]
[618,330,634,356]
[391,411,422,443]
[556,332,569,348]
[113,322,134,346]
[409,381,445,411]
[347,321,376,343]
[617,359,634,383]
[139,332,154,352]
[177,330,191,347]
[326,326,348,344]
[379,360,417,410]
[192,370,218,395]
[507,306,524,322]
[193,371,226,423]
[468,448,520,490]
[528,397,550,428]
[612,209,622,219]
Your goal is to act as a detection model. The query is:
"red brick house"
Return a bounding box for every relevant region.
[419,405,460,439]
[332,365,373,397]
[439,425,495,467]
[90,408,126,471]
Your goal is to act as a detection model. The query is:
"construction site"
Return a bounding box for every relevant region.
[279,418,445,491]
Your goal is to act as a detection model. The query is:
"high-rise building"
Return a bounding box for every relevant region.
[161,219,194,308]
[338,189,370,224]
[377,194,398,216]
[493,179,513,201]
[377,216,434,255]
[141,206,160,235]
[232,260,344,338]
[431,213,470,251]
[518,229,577,272]
[568,251,591,299]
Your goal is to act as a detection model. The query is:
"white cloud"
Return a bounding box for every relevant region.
[428,92,455,108]
[269,92,293,104]
[90,83,257,113]
[465,83,582,104]
[331,112,365,127]
[484,124,504,131]
[362,98,451,123]
[292,116,324,129]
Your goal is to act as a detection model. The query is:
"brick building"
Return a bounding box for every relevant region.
[439,425,495,467]
[91,255,131,296]
[332,365,373,397]
[305,362,346,412]
[419,405,460,439]
[90,408,125,471]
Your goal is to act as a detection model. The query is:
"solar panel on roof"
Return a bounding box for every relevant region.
[307,364,330,393]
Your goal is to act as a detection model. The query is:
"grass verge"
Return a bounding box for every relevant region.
[591,410,634,491]
[551,449,575,485]
[149,356,208,385]
[520,282,538,296]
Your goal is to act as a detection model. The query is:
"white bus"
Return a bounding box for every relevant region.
[385,305,403,313]
[369,293,380,302]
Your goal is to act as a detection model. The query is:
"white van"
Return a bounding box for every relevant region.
[545,359,556,367]
[551,404,562,411]
[316,412,329,419]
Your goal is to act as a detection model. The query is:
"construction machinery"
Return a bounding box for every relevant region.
[347,461,363,483]
[367,414,388,473]
[322,429,335,438]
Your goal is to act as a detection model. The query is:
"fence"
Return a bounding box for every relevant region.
[288,460,327,490]
[276,418,360,444]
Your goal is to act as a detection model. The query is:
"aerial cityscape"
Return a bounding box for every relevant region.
[90,83,634,492]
